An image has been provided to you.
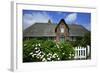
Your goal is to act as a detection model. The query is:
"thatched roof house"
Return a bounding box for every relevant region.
[23,19,89,41]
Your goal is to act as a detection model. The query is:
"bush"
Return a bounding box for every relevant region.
[58,42,75,60]
[23,39,75,62]
[68,32,91,47]
[81,32,91,47]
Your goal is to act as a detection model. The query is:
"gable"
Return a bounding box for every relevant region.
[55,19,69,33]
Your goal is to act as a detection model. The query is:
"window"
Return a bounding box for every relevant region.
[60,28,64,33]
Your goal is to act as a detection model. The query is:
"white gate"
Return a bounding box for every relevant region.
[74,46,90,59]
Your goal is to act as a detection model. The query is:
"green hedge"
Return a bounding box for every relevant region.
[23,39,75,62]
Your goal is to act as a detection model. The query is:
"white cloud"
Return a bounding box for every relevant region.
[23,12,50,29]
[65,13,77,24]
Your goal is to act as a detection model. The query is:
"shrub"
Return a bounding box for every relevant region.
[58,42,75,60]
[81,32,91,47]
[23,39,75,62]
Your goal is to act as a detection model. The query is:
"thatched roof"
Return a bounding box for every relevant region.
[68,24,89,36]
[23,20,89,37]
[23,23,56,37]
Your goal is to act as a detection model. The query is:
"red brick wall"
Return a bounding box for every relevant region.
[55,22,69,42]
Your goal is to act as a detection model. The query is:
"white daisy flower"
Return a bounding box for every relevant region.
[32,44,34,47]
[56,55,58,57]
[42,58,46,62]
[69,53,72,56]
[32,54,34,57]
[35,47,38,50]
[47,58,51,61]
[29,52,33,55]
[68,56,71,59]
[42,52,45,56]
[35,50,40,53]
[57,58,60,60]
[37,56,40,59]
[33,53,36,56]
[52,54,56,58]
[38,43,41,46]
[72,54,74,56]
[40,55,44,59]
[24,44,27,46]
[38,51,41,54]
[54,53,57,56]
[62,53,65,55]
[36,44,38,47]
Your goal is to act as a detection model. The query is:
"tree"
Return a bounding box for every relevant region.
[81,32,91,47]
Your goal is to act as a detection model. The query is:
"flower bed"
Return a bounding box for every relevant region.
[23,39,75,62]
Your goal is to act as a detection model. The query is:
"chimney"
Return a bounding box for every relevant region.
[48,19,52,25]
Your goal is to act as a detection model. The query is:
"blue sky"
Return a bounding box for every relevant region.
[23,10,91,30]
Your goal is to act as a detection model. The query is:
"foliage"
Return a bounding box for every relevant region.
[23,39,75,62]
[58,42,75,60]
[81,32,91,47]
[69,32,91,47]
[68,37,83,47]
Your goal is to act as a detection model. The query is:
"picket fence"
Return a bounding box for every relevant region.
[74,45,90,59]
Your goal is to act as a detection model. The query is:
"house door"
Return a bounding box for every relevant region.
[60,35,65,42]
